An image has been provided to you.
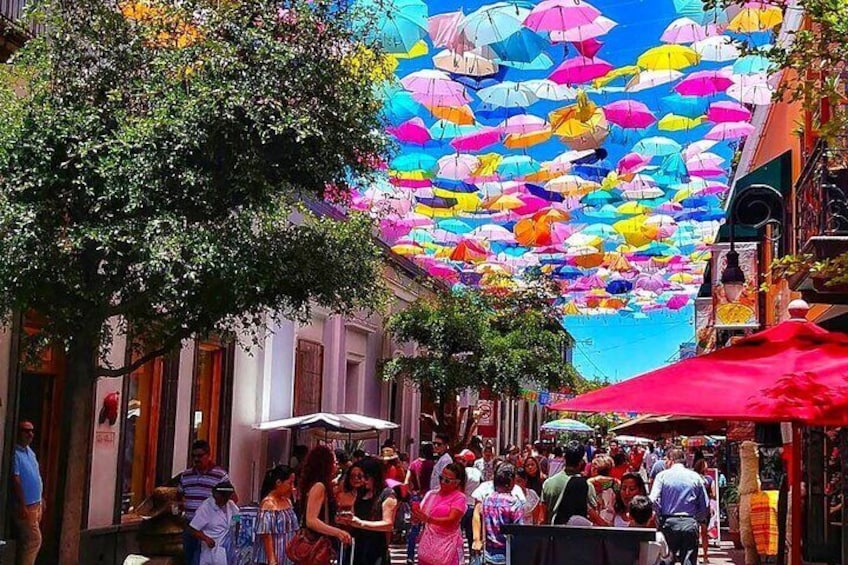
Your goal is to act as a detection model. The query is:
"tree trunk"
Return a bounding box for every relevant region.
[56,337,99,565]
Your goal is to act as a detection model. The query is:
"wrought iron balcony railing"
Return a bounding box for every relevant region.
[1,0,42,43]
[793,139,848,256]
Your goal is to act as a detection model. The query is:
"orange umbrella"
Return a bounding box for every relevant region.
[533,208,570,223]
[514,218,554,246]
[427,104,475,125]
[484,194,525,211]
[503,127,552,149]
[450,240,489,262]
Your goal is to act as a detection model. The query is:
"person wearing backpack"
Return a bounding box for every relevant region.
[540,441,605,526]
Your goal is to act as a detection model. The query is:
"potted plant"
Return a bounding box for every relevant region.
[723,482,743,549]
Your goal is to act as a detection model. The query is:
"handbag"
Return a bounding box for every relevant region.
[285,490,337,565]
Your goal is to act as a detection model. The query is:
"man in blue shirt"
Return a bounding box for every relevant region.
[12,420,44,565]
[649,448,708,565]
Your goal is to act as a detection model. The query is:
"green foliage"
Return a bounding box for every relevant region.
[0,0,390,360]
[771,251,848,286]
[382,282,583,405]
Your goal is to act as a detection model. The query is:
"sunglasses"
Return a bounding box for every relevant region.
[439,475,459,484]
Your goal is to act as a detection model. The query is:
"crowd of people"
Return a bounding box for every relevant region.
[177,434,718,565]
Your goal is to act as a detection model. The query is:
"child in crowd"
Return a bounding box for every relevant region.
[629,495,670,565]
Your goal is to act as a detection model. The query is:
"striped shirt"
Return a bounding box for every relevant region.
[179,465,230,521]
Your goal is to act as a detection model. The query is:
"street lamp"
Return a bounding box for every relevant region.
[720,183,785,302]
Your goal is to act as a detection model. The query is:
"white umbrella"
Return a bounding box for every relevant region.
[253,412,399,440]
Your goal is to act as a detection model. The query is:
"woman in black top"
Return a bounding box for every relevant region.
[338,456,398,565]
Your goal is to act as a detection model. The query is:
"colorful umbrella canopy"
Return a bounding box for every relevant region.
[358,0,781,311]
[540,418,594,433]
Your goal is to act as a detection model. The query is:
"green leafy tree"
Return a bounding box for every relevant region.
[383,280,582,445]
[0,0,390,561]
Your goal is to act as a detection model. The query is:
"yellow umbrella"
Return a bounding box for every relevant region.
[534,208,571,224]
[550,90,597,128]
[637,44,700,71]
[474,153,503,176]
[593,65,641,88]
[484,194,525,211]
[672,188,694,202]
[728,6,783,33]
[690,250,712,262]
[562,302,582,316]
[605,253,633,272]
[415,204,456,218]
[504,127,552,149]
[613,216,654,246]
[433,188,480,211]
[394,40,429,59]
[428,105,475,125]
[617,201,649,216]
[601,171,623,190]
[392,170,431,180]
[657,113,704,132]
[391,243,423,256]
[669,272,696,284]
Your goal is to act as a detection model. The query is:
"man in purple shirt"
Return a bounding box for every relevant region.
[649,448,708,565]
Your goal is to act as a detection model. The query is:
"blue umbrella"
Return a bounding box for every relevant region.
[490,28,548,63]
[526,183,565,202]
[416,195,457,208]
[438,219,474,234]
[554,265,583,280]
[383,90,424,125]
[541,418,594,433]
[581,191,621,206]
[606,279,634,295]
[477,105,526,121]
[433,178,478,193]
[429,120,479,140]
[580,204,621,222]
[660,154,689,179]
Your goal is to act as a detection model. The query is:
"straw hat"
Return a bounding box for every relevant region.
[380,447,399,461]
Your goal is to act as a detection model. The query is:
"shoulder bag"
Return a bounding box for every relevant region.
[285,488,337,565]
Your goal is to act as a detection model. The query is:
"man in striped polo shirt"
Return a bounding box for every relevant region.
[179,440,235,565]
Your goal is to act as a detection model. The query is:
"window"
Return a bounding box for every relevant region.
[293,339,323,416]
[121,357,164,516]
[189,340,234,464]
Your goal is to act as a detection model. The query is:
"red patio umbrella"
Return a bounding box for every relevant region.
[551,320,848,426]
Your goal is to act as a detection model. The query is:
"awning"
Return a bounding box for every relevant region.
[253,412,399,440]
[551,320,848,426]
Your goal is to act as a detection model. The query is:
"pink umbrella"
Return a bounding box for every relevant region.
[550,56,613,85]
[666,294,690,310]
[618,152,652,174]
[661,17,707,44]
[602,100,657,129]
[426,262,460,282]
[694,182,731,196]
[499,114,549,135]
[428,12,468,49]
[657,201,684,213]
[513,195,550,215]
[390,177,432,188]
[450,126,502,152]
[551,222,586,244]
[401,69,471,107]
[437,154,481,180]
[550,16,617,42]
[634,274,669,293]
[388,117,432,145]
[571,38,604,58]
[707,101,752,123]
[683,139,719,160]
[674,70,734,96]
[525,0,602,33]
[705,121,755,141]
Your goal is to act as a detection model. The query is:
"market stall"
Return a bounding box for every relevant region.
[551,319,848,565]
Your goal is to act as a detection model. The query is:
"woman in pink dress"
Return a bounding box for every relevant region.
[412,462,467,565]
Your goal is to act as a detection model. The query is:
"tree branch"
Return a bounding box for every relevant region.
[97,344,171,377]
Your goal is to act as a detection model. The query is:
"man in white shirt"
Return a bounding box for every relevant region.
[430,433,453,492]
[457,449,483,555]
[188,481,240,565]
[474,443,496,482]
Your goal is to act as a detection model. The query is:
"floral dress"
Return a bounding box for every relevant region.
[253,504,298,565]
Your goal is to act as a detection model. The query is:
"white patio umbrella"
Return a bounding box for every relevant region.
[253,412,399,440]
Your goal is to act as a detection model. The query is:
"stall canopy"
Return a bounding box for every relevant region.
[551,321,848,425]
[610,414,726,437]
[253,412,399,440]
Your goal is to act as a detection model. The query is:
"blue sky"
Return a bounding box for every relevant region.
[564,304,695,381]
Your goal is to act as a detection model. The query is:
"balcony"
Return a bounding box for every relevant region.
[790,139,848,299]
[1,0,40,59]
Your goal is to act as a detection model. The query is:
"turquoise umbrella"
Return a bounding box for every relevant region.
[429,120,480,140]
[661,94,708,119]
[581,191,621,206]
[358,0,428,54]
[438,219,474,234]
[733,55,773,75]
[461,2,530,47]
[383,90,424,125]
[499,53,554,71]
[490,27,548,63]
[497,155,541,179]
[540,418,594,433]
[390,152,438,172]
[633,136,683,157]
